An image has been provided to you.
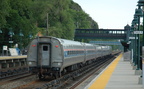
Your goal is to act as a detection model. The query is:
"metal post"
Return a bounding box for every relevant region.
[142,59,144,88]
[130,28,134,63]
[134,25,137,66]
[142,46,144,87]
[0,28,2,56]
[20,37,21,55]
[137,7,141,70]
[133,33,136,65]
[46,13,48,36]
[130,24,135,65]
[132,27,134,63]
[132,20,138,66]
[143,6,144,46]
[137,0,144,85]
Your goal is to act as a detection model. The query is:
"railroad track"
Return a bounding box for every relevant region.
[11,53,120,89]
[68,54,117,89]
[0,71,29,80]
[0,73,35,89]
[0,52,120,89]
[13,77,54,89]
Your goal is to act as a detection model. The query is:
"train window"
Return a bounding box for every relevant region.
[43,46,48,51]
[68,51,71,55]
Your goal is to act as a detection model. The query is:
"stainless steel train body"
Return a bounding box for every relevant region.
[27,36,112,78]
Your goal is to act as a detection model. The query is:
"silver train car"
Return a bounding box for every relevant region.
[27,36,112,79]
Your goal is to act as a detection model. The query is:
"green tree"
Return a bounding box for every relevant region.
[0,0,10,27]
[0,0,99,51]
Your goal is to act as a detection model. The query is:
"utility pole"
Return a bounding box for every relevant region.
[46,13,48,36]
[142,6,144,46]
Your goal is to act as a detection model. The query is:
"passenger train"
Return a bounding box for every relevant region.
[27,36,112,79]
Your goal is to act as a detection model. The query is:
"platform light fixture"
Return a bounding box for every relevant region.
[19,29,24,54]
[19,29,24,37]
[132,18,138,25]
[135,8,143,17]
[131,21,137,66]
[138,0,144,3]
[0,28,2,33]
[8,28,15,48]
[29,34,32,38]
[8,28,14,36]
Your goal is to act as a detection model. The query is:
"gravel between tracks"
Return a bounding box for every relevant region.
[0,75,37,89]
[75,68,103,89]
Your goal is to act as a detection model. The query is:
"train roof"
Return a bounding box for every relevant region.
[57,38,84,46]
[35,36,99,46]
[37,36,84,46]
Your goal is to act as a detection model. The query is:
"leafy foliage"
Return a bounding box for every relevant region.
[0,0,98,50]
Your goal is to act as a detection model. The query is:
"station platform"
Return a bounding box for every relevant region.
[85,53,143,89]
[0,55,27,60]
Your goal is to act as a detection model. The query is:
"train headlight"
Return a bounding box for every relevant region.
[28,62,32,65]
[28,61,36,66]
[58,62,61,66]
[53,62,62,66]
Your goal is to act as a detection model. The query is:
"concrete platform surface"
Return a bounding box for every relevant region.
[105,56,143,89]
[85,53,143,89]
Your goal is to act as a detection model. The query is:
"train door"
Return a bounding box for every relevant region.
[38,43,50,66]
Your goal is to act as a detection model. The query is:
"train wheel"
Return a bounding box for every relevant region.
[53,72,61,79]
[38,74,45,80]
[61,69,67,75]
[53,74,58,79]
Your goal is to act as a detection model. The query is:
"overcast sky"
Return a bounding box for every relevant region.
[73,0,138,29]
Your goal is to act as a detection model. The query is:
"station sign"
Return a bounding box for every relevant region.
[9,48,18,56]
[9,41,13,43]
[3,46,8,50]
[133,31,143,34]
[129,37,138,39]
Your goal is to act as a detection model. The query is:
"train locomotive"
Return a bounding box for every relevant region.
[27,36,112,79]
